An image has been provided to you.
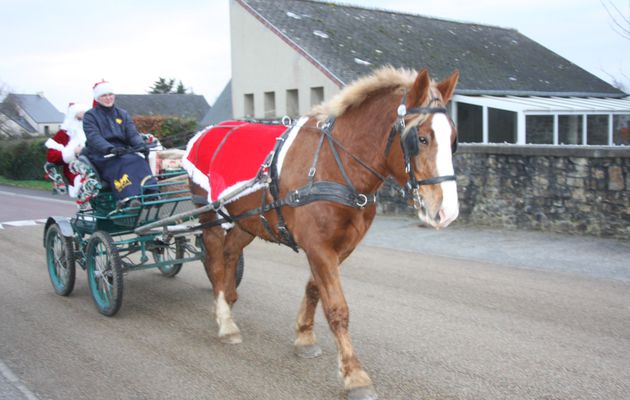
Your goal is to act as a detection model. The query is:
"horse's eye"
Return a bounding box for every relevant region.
[418,136,429,145]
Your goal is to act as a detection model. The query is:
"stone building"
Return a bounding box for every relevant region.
[219,0,630,237]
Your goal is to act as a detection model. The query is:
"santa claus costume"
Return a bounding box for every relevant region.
[45,103,90,198]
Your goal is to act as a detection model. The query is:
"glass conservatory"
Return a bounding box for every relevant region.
[452,95,630,146]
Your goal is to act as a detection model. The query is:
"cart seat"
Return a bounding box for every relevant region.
[77,155,110,191]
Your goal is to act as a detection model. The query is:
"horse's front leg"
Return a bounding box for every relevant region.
[294,278,323,358]
[306,251,377,400]
[200,220,242,344]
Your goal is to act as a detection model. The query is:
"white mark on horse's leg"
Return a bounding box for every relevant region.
[432,113,459,225]
[215,291,242,344]
[294,296,317,346]
[338,354,374,394]
[294,295,322,358]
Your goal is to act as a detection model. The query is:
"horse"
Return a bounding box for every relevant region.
[186,66,459,400]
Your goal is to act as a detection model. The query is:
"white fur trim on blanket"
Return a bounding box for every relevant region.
[182,128,212,196]
[183,118,308,207]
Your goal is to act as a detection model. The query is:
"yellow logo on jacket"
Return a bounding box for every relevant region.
[115,118,123,124]
[114,174,132,192]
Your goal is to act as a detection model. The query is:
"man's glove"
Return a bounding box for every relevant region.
[134,143,151,158]
[109,147,127,156]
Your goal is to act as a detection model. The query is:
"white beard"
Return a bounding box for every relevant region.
[61,120,87,163]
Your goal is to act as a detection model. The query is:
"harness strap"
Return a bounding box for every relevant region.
[287,181,376,208]
[266,128,300,252]
[188,180,376,234]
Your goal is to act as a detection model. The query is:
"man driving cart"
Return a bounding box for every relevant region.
[83,80,157,208]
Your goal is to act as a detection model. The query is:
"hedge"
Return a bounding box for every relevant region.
[0,115,197,181]
[0,138,48,180]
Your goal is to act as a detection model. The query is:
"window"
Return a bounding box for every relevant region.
[526,115,553,144]
[457,103,482,143]
[488,108,516,144]
[613,114,630,145]
[558,115,583,145]
[264,91,276,118]
[310,87,324,107]
[286,89,299,116]
[587,115,608,145]
[244,93,254,118]
[44,125,50,136]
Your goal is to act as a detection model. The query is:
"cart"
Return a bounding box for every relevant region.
[43,155,244,316]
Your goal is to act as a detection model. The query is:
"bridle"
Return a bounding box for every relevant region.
[385,91,458,210]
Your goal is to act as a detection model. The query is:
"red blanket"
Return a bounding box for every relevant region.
[184,121,288,202]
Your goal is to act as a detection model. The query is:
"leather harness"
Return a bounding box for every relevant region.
[192,96,457,252]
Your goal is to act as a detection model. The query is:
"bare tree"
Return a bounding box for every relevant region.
[600,1,630,92]
[601,0,630,39]
[0,84,23,138]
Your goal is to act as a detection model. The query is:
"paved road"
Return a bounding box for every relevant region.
[0,187,629,399]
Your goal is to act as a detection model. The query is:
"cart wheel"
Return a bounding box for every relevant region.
[86,231,123,316]
[235,253,244,288]
[45,223,76,296]
[154,237,184,277]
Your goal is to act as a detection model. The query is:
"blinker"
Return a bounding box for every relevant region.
[403,126,419,156]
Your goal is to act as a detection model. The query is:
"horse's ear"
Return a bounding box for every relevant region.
[437,69,459,103]
[407,68,430,107]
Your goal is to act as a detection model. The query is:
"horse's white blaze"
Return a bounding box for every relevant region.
[215,291,240,339]
[432,113,459,226]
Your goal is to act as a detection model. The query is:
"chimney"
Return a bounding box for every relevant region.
[36,91,45,98]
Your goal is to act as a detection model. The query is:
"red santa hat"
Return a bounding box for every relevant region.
[92,80,114,100]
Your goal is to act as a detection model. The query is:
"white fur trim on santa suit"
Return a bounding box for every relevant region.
[45,138,65,152]
[93,81,114,100]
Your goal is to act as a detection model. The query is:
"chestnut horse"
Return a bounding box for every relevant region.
[188,67,459,400]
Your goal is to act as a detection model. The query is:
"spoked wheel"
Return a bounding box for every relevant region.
[86,231,123,316]
[153,236,185,277]
[45,223,76,296]
[235,253,244,288]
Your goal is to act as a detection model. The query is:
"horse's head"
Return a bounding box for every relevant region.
[392,68,460,229]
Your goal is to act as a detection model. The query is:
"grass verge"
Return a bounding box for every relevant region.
[0,176,53,191]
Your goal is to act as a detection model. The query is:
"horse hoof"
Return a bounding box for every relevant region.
[346,386,378,400]
[220,332,242,344]
[294,344,322,359]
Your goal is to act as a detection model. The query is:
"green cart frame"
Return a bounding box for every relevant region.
[43,166,243,317]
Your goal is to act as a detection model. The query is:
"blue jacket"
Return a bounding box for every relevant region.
[83,104,144,157]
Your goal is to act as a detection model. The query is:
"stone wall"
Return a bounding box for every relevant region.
[376,144,630,239]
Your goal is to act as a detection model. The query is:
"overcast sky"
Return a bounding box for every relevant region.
[1,0,628,111]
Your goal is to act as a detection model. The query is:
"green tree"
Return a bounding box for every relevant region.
[149,78,190,94]
[176,81,188,94]
[149,77,175,94]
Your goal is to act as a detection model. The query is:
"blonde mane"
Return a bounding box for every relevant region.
[309,66,417,122]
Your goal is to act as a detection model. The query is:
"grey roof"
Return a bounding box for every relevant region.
[241,0,624,97]
[114,94,211,123]
[200,81,233,127]
[6,93,63,123]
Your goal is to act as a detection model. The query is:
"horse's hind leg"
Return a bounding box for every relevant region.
[200,216,242,344]
[294,278,323,358]
[223,225,254,305]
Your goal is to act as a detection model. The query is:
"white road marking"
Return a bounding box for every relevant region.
[0,190,75,205]
[0,359,40,400]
